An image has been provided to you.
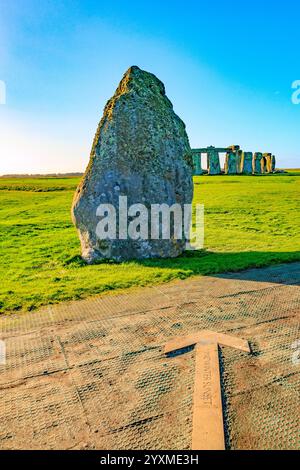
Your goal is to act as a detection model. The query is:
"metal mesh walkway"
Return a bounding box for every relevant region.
[0,263,299,449]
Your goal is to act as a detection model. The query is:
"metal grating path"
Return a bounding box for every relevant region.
[0,262,299,450]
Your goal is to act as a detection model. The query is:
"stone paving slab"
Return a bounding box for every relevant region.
[0,262,299,450]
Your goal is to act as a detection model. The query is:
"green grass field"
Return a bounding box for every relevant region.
[0,172,299,314]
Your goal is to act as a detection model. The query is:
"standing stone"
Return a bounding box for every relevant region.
[264,153,272,173]
[207,147,221,175]
[240,152,253,174]
[225,145,240,174]
[236,150,243,173]
[261,154,267,173]
[253,152,262,174]
[192,152,203,175]
[224,151,237,174]
[72,66,194,263]
[271,155,276,172]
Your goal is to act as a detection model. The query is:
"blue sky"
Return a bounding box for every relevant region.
[0,0,299,174]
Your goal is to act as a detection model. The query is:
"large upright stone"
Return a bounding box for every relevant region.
[253,152,263,174]
[261,154,267,173]
[224,151,237,174]
[207,147,221,175]
[240,152,253,174]
[192,152,203,175]
[264,153,272,173]
[72,66,194,263]
[236,150,243,173]
[271,155,276,172]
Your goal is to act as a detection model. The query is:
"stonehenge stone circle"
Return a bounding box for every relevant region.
[191,146,276,176]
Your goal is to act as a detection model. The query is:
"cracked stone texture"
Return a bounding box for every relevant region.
[72,66,193,263]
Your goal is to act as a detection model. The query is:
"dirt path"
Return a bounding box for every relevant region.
[0,263,299,450]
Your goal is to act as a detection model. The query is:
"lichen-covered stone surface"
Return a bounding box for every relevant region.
[236,150,243,174]
[241,152,253,174]
[253,152,262,174]
[271,155,276,172]
[225,151,237,174]
[207,149,221,175]
[192,152,202,175]
[72,66,193,263]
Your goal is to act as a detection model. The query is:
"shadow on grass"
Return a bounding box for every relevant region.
[65,249,300,285]
[135,250,300,283]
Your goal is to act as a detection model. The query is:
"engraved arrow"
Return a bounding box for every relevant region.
[164,330,251,450]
